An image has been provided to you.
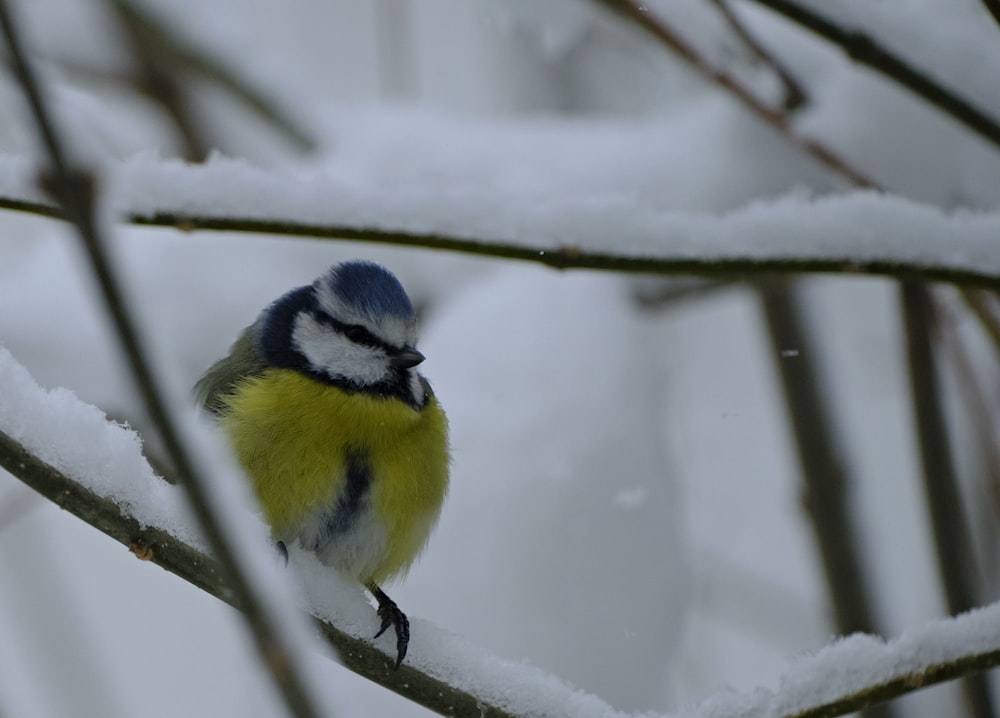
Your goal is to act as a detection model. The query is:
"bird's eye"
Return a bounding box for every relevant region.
[345,325,369,343]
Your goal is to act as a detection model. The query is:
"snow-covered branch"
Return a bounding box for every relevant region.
[1,156,1000,288]
[0,424,522,718]
[2,346,1000,718]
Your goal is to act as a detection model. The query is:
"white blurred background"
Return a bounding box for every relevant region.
[0,0,999,716]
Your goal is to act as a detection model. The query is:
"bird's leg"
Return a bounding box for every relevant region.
[367,582,409,669]
[275,540,288,566]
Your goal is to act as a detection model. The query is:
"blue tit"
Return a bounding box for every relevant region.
[195,260,449,668]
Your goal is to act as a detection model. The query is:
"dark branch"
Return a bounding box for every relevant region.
[757,279,890,639]
[980,0,1000,30]
[591,0,878,187]
[900,285,997,718]
[747,0,1000,151]
[707,0,808,111]
[3,193,1000,289]
[0,428,520,718]
[0,4,325,717]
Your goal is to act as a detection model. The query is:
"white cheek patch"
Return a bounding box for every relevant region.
[292,313,390,385]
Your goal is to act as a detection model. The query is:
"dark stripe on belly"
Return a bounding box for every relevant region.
[305,447,372,551]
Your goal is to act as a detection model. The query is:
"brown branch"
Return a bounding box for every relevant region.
[103,0,315,154]
[900,284,997,718]
[591,0,878,187]
[5,410,1000,718]
[758,280,895,718]
[0,428,519,718]
[0,4,326,717]
[108,0,209,161]
[3,193,1000,289]
[983,0,1000,30]
[746,0,1000,151]
[706,0,808,111]
[962,289,1000,356]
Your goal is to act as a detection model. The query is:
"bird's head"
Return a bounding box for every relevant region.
[256,260,428,407]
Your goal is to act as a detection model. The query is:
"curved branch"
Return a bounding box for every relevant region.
[592,0,878,187]
[2,192,1000,289]
[0,428,519,718]
[0,5,326,716]
[746,0,1000,151]
[4,423,1000,718]
[983,0,1000,29]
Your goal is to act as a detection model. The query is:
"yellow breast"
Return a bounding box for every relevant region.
[217,368,449,583]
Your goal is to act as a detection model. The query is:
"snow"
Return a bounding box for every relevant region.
[1,0,999,716]
[3,293,1000,718]
[0,345,194,540]
[1,145,999,281]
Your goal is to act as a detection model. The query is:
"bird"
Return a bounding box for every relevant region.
[195,260,449,669]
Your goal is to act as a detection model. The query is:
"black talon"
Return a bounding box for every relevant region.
[367,583,410,669]
[275,540,288,566]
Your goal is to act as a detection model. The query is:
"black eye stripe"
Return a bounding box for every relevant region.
[315,313,389,351]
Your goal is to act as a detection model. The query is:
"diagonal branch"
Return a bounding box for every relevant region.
[706,0,808,111]
[0,428,519,718]
[983,0,1000,29]
[746,0,1000,151]
[0,4,326,717]
[4,418,1000,718]
[591,0,877,187]
[103,0,315,153]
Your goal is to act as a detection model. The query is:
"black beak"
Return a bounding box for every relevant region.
[391,346,425,369]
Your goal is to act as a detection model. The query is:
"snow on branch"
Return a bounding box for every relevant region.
[1,154,1000,288]
[2,333,1000,718]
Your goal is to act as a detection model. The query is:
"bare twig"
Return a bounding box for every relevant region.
[934,294,1000,547]
[962,289,1000,356]
[759,280,897,718]
[0,4,325,718]
[6,192,1000,289]
[0,428,521,718]
[109,0,208,161]
[900,284,996,718]
[983,0,1000,30]
[707,0,808,111]
[757,281,887,636]
[103,0,315,153]
[591,0,878,187]
[6,420,1000,718]
[747,0,1000,151]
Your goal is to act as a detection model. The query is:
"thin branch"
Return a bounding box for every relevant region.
[0,5,326,718]
[757,280,888,635]
[5,420,1000,718]
[983,0,1000,30]
[934,294,1000,538]
[0,428,519,718]
[900,284,996,718]
[746,0,1000,151]
[109,0,209,161]
[103,0,315,153]
[5,193,1000,289]
[590,0,878,187]
[962,289,1000,357]
[706,0,808,111]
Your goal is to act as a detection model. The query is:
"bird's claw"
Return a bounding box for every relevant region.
[368,584,410,670]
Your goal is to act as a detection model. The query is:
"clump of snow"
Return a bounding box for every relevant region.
[0,344,198,542]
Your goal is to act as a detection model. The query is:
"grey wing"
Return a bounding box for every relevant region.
[194,326,270,417]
